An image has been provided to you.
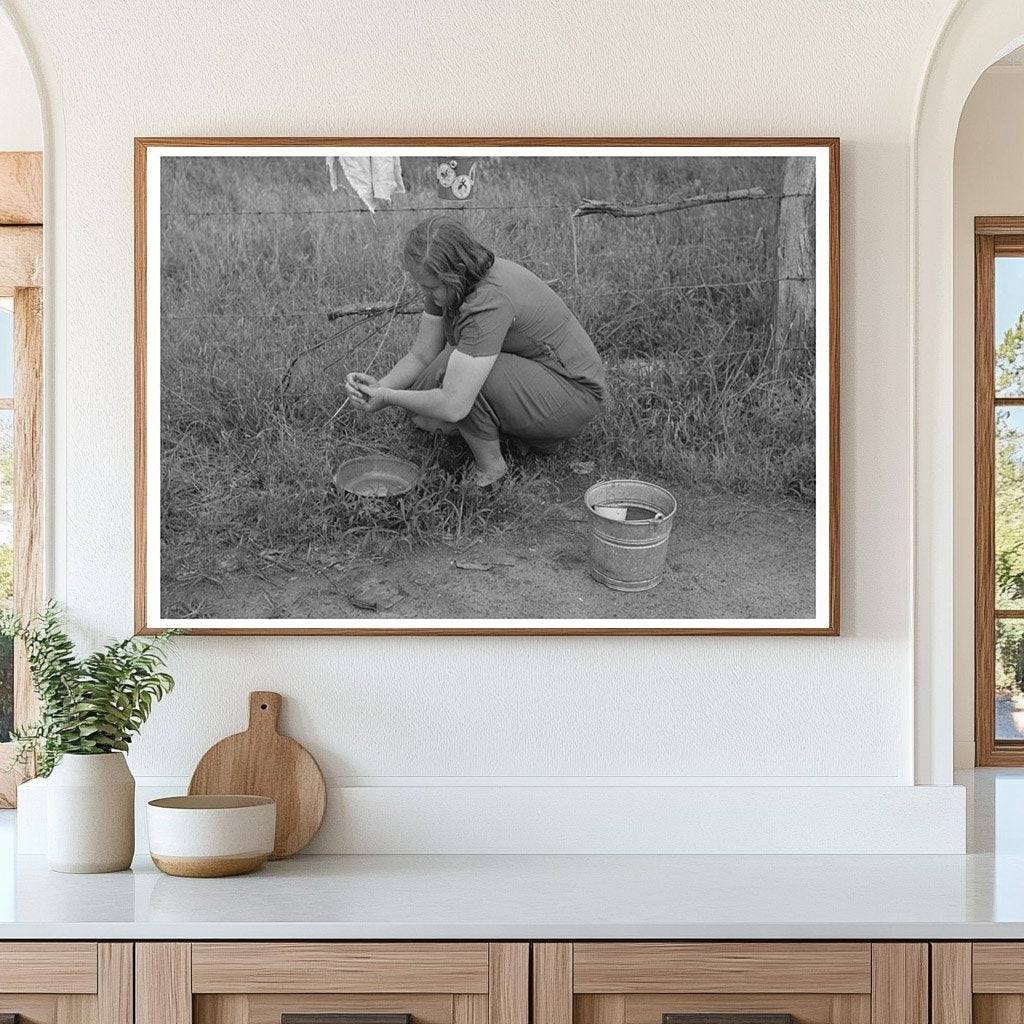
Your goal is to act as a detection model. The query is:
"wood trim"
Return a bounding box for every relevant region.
[14,287,42,718]
[973,217,1024,765]
[136,136,843,148]
[98,944,134,1024]
[134,135,840,637]
[533,944,572,1024]
[191,942,489,994]
[968,942,1024,991]
[0,286,44,806]
[829,996,872,1024]
[930,944,971,1024]
[453,994,488,1024]
[133,138,147,635]
[0,152,42,225]
[0,152,44,805]
[0,942,98,993]
[489,943,529,1024]
[0,996,83,1024]
[978,217,1024,236]
[827,135,842,638]
[194,995,248,1024]
[0,752,27,807]
[136,943,192,1024]
[0,226,41,288]
[576,996,625,1024]
[870,945,927,1024]
[977,229,998,765]
[572,942,871,994]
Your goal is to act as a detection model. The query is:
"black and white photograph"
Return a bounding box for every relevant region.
[136,140,838,634]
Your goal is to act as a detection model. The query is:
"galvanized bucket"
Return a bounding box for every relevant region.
[583,479,677,592]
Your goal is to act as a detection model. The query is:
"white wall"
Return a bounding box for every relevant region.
[952,65,1024,768]
[0,0,972,851]
[0,9,39,151]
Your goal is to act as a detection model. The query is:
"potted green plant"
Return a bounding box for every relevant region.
[2,603,176,873]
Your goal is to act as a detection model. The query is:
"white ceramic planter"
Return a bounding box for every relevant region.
[46,752,135,873]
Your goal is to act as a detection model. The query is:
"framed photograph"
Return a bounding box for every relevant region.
[135,137,839,636]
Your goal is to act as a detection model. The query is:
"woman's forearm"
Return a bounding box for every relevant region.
[378,352,428,390]
[384,386,463,423]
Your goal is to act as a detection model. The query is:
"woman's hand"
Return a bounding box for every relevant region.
[346,371,377,399]
[354,383,390,414]
[346,372,390,414]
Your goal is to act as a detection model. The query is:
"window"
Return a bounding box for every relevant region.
[0,299,11,745]
[0,288,40,805]
[975,220,1024,764]
[0,151,42,806]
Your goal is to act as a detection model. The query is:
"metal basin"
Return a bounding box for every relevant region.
[334,456,420,497]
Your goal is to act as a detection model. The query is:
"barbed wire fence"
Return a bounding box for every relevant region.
[161,181,815,392]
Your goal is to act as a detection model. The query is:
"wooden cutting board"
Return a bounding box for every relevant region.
[188,691,326,859]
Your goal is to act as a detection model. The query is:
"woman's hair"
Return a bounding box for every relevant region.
[403,216,494,311]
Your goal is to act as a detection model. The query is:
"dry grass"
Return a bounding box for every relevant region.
[158,155,815,613]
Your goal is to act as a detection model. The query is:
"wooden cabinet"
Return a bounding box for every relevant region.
[0,942,132,1024]
[136,943,528,1024]
[0,938,949,1024]
[533,943,928,1024]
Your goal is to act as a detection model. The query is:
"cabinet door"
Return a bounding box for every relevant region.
[935,943,1024,1024]
[0,942,132,1024]
[534,943,927,1024]
[137,943,528,1024]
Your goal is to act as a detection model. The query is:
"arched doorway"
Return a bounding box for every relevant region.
[914,0,1024,784]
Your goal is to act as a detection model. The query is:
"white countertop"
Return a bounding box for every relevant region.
[1,769,1022,941]
[1,849,1023,940]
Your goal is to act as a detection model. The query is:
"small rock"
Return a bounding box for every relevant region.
[348,577,406,611]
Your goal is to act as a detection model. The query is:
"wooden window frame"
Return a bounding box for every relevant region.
[0,151,43,806]
[974,217,1024,764]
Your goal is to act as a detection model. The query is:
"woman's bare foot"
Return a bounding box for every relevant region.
[473,456,508,489]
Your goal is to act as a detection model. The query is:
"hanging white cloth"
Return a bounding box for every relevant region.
[326,156,406,211]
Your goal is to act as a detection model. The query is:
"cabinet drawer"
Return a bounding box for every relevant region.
[573,943,872,994]
[0,942,98,993]
[535,943,925,1024]
[973,943,1024,992]
[139,942,528,1024]
[191,943,490,993]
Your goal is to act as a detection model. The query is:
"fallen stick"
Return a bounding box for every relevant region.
[572,187,767,219]
[280,312,376,390]
[328,299,424,320]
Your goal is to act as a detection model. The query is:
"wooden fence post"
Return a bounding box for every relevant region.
[774,155,816,368]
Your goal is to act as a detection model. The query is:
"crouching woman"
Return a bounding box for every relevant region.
[346,216,605,487]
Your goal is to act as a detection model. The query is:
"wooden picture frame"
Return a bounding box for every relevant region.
[135,137,840,636]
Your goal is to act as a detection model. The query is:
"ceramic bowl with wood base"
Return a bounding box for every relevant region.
[147,795,276,877]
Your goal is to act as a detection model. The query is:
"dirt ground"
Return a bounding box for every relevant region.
[164,489,815,622]
[998,693,1024,741]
